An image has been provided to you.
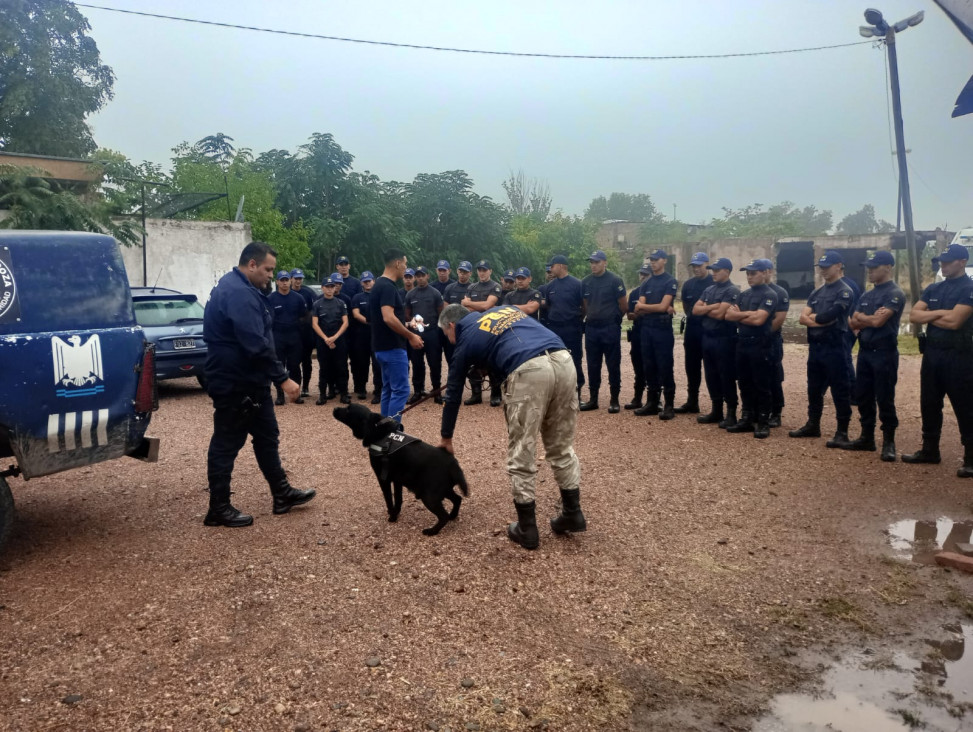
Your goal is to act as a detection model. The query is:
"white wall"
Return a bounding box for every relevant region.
[120,219,252,303]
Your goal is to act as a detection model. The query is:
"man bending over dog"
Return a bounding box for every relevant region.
[438,303,587,550]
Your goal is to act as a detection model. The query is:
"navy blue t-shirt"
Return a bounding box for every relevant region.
[339,274,362,300]
[504,288,543,319]
[736,284,777,338]
[582,271,626,323]
[404,284,444,324]
[267,289,307,332]
[682,274,714,327]
[350,290,371,325]
[807,279,854,341]
[920,275,973,344]
[545,275,584,324]
[637,272,679,327]
[443,279,472,305]
[311,296,347,337]
[369,276,406,352]
[431,278,455,296]
[441,306,566,437]
[699,281,740,337]
[856,280,905,349]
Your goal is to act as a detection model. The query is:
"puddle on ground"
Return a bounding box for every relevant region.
[754,624,973,731]
[886,517,973,565]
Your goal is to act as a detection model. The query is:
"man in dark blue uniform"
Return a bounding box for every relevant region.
[624,265,651,410]
[633,250,678,419]
[840,261,862,402]
[289,268,317,397]
[693,258,739,427]
[442,261,473,366]
[311,275,351,405]
[335,255,362,300]
[841,251,905,460]
[502,269,517,297]
[405,266,445,404]
[543,254,585,402]
[763,261,790,428]
[580,250,627,413]
[676,252,714,414]
[350,271,382,404]
[790,250,854,446]
[267,270,308,405]
[202,241,316,528]
[903,243,973,476]
[503,266,543,319]
[438,304,584,551]
[431,259,455,297]
[461,260,504,406]
[724,260,777,438]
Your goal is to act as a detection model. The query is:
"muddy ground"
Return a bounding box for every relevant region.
[1,345,972,731]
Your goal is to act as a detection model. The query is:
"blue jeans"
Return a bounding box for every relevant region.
[375,348,410,422]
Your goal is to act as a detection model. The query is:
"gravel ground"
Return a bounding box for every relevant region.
[1,345,972,731]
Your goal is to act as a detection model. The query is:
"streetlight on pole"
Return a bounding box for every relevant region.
[859,7,924,305]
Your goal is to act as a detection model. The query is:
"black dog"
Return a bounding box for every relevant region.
[332,404,469,535]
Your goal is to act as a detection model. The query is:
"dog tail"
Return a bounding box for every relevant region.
[452,463,469,497]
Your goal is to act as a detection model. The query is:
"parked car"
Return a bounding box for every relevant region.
[935,227,973,282]
[131,287,207,387]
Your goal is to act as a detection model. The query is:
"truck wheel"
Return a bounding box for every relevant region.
[0,475,13,554]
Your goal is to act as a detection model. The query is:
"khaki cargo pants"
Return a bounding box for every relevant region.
[503,349,581,504]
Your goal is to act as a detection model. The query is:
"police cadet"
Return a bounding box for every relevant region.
[267,270,308,405]
[633,250,679,419]
[543,254,585,402]
[842,251,905,460]
[624,265,651,410]
[311,275,351,405]
[461,259,504,406]
[762,260,790,428]
[502,269,516,295]
[580,250,627,413]
[503,266,543,319]
[538,264,554,327]
[202,241,316,528]
[676,252,714,414]
[438,304,585,551]
[289,268,317,397]
[442,260,474,365]
[350,271,379,403]
[403,268,416,293]
[840,261,862,401]
[903,242,973,476]
[431,259,455,297]
[790,250,854,446]
[724,259,777,438]
[334,255,362,300]
[405,266,445,404]
[693,258,740,427]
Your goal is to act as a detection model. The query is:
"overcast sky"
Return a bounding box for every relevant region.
[84,0,972,230]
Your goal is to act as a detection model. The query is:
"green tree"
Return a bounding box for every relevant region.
[584,193,665,224]
[90,148,171,216]
[707,202,832,238]
[0,0,114,157]
[502,170,551,220]
[0,164,139,244]
[836,204,894,235]
[509,212,603,278]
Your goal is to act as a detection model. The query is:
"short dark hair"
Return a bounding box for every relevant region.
[383,248,406,265]
[239,241,277,266]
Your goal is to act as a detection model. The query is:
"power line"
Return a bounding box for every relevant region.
[76,3,873,61]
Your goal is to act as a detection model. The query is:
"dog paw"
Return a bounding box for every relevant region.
[422,527,441,536]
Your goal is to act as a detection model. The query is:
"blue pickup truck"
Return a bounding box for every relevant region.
[0,231,159,550]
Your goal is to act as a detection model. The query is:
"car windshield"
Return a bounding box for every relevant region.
[133,298,205,327]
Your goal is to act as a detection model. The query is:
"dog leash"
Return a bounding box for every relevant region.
[392,385,446,420]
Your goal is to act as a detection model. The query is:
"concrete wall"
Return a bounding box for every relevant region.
[120,219,252,303]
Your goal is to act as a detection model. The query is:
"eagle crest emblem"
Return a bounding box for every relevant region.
[52,334,105,398]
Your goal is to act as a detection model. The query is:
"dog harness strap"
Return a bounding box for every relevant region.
[369,433,420,482]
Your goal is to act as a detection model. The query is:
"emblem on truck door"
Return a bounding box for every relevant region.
[0,246,20,324]
[52,334,105,398]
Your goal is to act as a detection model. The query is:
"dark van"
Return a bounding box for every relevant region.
[0,231,159,550]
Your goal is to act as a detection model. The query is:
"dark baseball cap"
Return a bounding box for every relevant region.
[502,269,515,281]
[436,259,450,270]
[277,270,290,280]
[329,272,344,283]
[588,250,607,262]
[414,266,429,275]
[935,243,970,263]
[648,249,668,260]
[706,257,733,271]
[336,255,350,265]
[740,259,772,272]
[638,264,652,275]
[547,254,569,266]
[458,260,473,272]
[689,251,710,265]
[476,259,491,270]
[863,251,895,267]
[290,268,305,279]
[360,270,375,282]
[404,268,416,277]
[322,277,338,286]
[817,250,844,267]
[515,266,531,278]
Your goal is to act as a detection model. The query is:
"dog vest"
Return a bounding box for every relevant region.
[369,432,420,482]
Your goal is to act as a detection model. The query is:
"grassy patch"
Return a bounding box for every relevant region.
[872,560,920,605]
[894,708,927,728]
[816,596,873,631]
[946,586,973,619]
[898,334,921,355]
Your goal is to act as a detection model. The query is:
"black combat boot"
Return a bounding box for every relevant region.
[881,430,897,462]
[433,386,444,405]
[768,413,782,428]
[339,392,352,405]
[842,426,876,452]
[507,501,539,550]
[490,384,502,407]
[902,434,941,464]
[274,387,286,406]
[624,389,644,410]
[754,414,771,439]
[958,446,973,478]
[718,407,738,430]
[659,391,676,421]
[463,385,482,406]
[673,395,699,414]
[550,489,587,534]
[608,389,621,414]
[726,411,754,433]
[294,393,304,405]
[270,476,317,515]
[789,418,821,438]
[826,420,852,449]
[301,381,311,398]
[579,390,600,412]
[697,404,723,424]
[204,492,253,528]
[634,390,660,416]
[407,391,423,405]
[315,393,329,406]
[370,392,381,405]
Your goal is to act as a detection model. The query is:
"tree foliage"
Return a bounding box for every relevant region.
[706,202,833,238]
[0,0,114,157]
[584,193,665,224]
[509,212,603,279]
[502,170,551,220]
[836,204,894,235]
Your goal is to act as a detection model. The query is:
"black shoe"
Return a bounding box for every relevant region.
[624,399,643,411]
[754,422,770,439]
[550,489,587,534]
[659,397,675,421]
[789,421,821,438]
[300,389,310,398]
[327,390,336,399]
[902,441,941,464]
[507,501,539,550]
[767,413,781,428]
[608,397,620,414]
[271,479,317,514]
[490,393,502,407]
[407,392,422,404]
[355,392,367,400]
[718,408,738,430]
[340,393,352,404]
[632,403,656,417]
[726,419,754,433]
[697,410,723,424]
[826,431,852,449]
[295,396,305,405]
[274,394,285,406]
[579,399,600,412]
[881,439,897,462]
[434,394,444,405]
[315,395,328,405]
[673,400,699,414]
[463,393,483,406]
[371,394,381,405]
[842,435,876,452]
[958,463,973,478]
[204,500,253,528]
